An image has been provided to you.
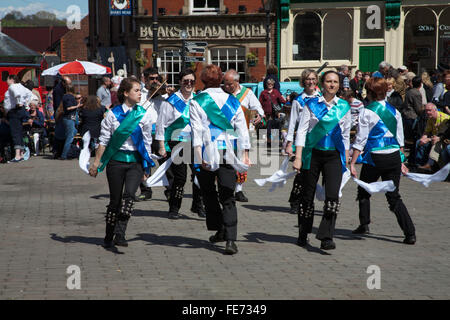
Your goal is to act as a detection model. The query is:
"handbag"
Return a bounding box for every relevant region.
[268,93,282,115]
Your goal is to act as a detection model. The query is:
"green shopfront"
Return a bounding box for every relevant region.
[277,0,450,81]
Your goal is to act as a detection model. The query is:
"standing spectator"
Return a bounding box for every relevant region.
[398,65,408,79]
[350,70,364,100]
[421,72,433,103]
[259,78,286,148]
[361,72,372,102]
[43,86,54,120]
[79,96,106,154]
[342,89,364,130]
[372,61,391,78]
[386,77,404,110]
[4,75,32,163]
[96,77,112,111]
[110,76,123,107]
[337,64,350,96]
[388,68,407,101]
[53,75,71,113]
[60,84,81,160]
[438,70,450,115]
[415,103,449,171]
[263,64,280,92]
[0,104,12,162]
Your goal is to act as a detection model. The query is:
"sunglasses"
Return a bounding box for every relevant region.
[76,97,82,100]
[148,76,159,80]
[182,79,195,85]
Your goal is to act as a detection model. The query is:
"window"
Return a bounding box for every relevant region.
[360,7,385,39]
[160,49,182,89]
[211,48,246,81]
[293,12,321,60]
[438,8,450,67]
[323,11,352,60]
[191,0,220,14]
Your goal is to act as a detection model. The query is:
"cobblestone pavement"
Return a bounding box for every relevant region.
[0,153,449,300]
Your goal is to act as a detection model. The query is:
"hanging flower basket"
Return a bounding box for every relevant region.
[246,53,258,67]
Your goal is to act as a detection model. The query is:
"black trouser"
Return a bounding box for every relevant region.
[104,160,143,242]
[299,149,343,241]
[357,151,416,237]
[289,171,305,204]
[197,164,237,241]
[7,107,28,150]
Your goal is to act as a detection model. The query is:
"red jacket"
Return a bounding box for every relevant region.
[259,89,286,116]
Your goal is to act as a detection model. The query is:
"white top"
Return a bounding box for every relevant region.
[99,104,153,155]
[155,90,193,141]
[287,90,320,142]
[353,100,404,154]
[4,83,33,113]
[236,85,264,116]
[190,87,250,150]
[294,95,351,150]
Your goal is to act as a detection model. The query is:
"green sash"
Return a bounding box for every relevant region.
[366,101,397,138]
[194,92,234,132]
[302,100,350,170]
[98,105,147,172]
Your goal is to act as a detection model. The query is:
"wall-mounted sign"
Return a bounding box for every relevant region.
[110,0,132,16]
[139,23,266,40]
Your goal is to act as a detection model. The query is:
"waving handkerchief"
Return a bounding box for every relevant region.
[79,131,91,174]
[254,156,296,191]
[224,134,249,173]
[352,177,396,194]
[145,143,184,187]
[315,170,351,201]
[405,163,450,187]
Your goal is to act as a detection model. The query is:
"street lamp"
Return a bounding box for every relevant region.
[264,0,273,66]
[180,29,188,71]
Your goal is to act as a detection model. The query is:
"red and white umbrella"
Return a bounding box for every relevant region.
[42,60,111,76]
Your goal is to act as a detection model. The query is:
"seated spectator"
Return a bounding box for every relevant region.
[439,70,450,115]
[0,104,12,163]
[79,95,106,154]
[27,100,46,156]
[439,125,450,168]
[43,86,54,120]
[415,103,449,171]
[386,77,403,110]
[342,89,363,130]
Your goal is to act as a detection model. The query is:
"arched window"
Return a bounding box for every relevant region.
[438,8,450,67]
[323,11,352,60]
[404,8,437,73]
[293,12,321,61]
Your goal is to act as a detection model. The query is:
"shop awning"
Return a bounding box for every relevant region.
[0,32,41,63]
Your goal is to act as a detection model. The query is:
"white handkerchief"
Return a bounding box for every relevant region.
[315,170,351,201]
[224,134,249,173]
[405,163,450,187]
[79,131,91,175]
[352,177,396,194]
[145,143,183,187]
[254,156,296,192]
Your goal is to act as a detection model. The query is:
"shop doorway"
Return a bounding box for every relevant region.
[359,46,384,72]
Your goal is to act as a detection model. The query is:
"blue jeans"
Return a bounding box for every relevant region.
[415,140,432,166]
[61,118,77,159]
[441,144,450,165]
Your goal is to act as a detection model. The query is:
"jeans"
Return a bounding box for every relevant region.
[415,141,432,166]
[61,117,77,159]
[441,144,450,165]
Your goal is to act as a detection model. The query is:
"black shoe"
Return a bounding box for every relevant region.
[352,224,370,234]
[114,235,128,247]
[297,235,309,247]
[164,189,171,201]
[224,240,238,255]
[191,206,206,218]
[320,239,336,250]
[289,202,299,215]
[103,240,114,248]
[168,211,181,220]
[403,235,416,245]
[235,191,248,202]
[209,230,225,243]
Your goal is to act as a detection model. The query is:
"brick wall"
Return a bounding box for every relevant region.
[142,0,266,15]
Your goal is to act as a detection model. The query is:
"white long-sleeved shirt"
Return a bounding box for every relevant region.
[190,88,250,150]
[99,104,153,155]
[155,90,193,141]
[295,96,351,150]
[287,90,320,142]
[353,100,404,154]
[4,83,33,113]
[235,85,264,116]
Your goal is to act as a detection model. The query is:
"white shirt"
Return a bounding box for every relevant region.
[287,90,320,142]
[190,87,250,150]
[295,95,351,150]
[4,83,33,113]
[235,85,264,116]
[155,90,193,141]
[99,104,153,155]
[353,100,404,155]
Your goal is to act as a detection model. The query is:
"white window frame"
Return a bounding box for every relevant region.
[210,47,246,81]
[189,0,220,15]
[160,48,182,89]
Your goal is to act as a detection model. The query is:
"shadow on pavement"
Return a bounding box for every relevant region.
[241,232,331,255]
[90,194,110,200]
[311,227,404,244]
[241,204,290,213]
[132,209,205,221]
[50,233,125,254]
[129,233,224,254]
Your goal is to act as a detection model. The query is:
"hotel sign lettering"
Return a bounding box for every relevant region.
[139,23,266,40]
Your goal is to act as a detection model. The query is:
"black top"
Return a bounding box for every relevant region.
[387,91,403,111]
[62,94,77,118]
[80,107,106,138]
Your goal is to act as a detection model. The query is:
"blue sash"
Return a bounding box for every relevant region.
[111,105,155,173]
[362,102,401,166]
[307,98,349,173]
